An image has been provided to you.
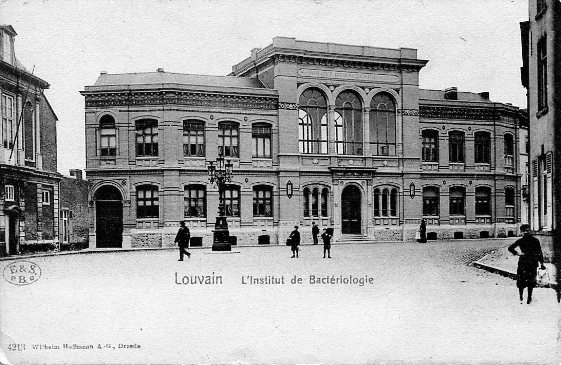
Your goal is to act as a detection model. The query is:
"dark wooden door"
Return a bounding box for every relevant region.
[341,185,361,234]
[96,201,123,248]
[8,214,18,254]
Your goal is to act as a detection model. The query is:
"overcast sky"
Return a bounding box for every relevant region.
[3,0,528,175]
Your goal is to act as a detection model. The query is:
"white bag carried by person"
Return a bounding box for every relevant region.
[536,267,550,287]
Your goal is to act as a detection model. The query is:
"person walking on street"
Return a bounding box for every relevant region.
[289,226,301,258]
[175,221,191,261]
[312,222,320,245]
[321,228,332,258]
[508,224,546,304]
[417,219,427,243]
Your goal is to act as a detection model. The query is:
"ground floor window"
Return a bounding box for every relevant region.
[184,185,206,218]
[475,187,491,215]
[137,185,159,218]
[373,187,398,217]
[253,185,272,217]
[224,185,240,217]
[449,187,465,215]
[422,187,439,216]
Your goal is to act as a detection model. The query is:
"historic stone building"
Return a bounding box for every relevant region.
[0,25,61,256]
[82,37,525,249]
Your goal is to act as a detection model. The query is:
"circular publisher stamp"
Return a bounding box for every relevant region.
[3,260,42,285]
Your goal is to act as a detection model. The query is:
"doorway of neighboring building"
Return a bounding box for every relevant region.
[341,185,361,234]
[7,212,18,255]
[95,185,123,248]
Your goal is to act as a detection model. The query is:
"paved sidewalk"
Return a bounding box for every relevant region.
[473,243,558,288]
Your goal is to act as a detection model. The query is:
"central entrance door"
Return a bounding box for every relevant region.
[95,185,123,248]
[7,213,18,255]
[341,185,361,234]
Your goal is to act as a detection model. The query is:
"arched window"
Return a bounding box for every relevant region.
[224,185,240,217]
[311,188,319,217]
[298,88,328,154]
[136,185,159,218]
[422,130,439,162]
[183,120,205,157]
[449,131,464,163]
[449,187,465,215]
[422,187,440,216]
[335,90,363,155]
[374,187,398,217]
[475,187,491,215]
[218,122,239,157]
[474,131,491,164]
[370,93,396,156]
[303,188,310,217]
[252,123,272,158]
[504,133,514,168]
[184,185,206,218]
[99,114,116,157]
[321,188,329,217]
[253,185,272,217]
[136,119,158,157]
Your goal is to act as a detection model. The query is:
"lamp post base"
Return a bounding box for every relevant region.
[212,216,231,251]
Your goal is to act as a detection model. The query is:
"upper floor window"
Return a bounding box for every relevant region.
[370,93,396,156]
[183,120,205,157]
[449,131,465,163]
[373,187,398,217]
[1,31,14,65]
[224,185,240,217]
[474,131,491,164]
[298,88,328,154]
[252,123,272,158]
[253,185,272,217]
[99,115,116,157]
[41,190,51,205]
[422,130,439,162]
[4,184,14,201]
[137,185,159,219]
[422,187,439,216]
[335,90,363,155]
[2,94,15,149]
[537,36,548,112]
[537,0,547,16]
[218,122,239,157]
[504,133,514,168]
[136,119,158,157]
[449,187,465,215]
[475,187,491,216]
[184,185,206,218]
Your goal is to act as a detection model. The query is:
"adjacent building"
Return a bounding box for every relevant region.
[82,37,526,249]
[0,25,61,256]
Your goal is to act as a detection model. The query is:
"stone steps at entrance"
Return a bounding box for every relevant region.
[336,235,373,243]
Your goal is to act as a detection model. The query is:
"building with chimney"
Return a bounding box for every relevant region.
[82,37,526,249]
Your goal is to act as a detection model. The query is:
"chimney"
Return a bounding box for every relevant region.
[444,87,458,100]
[251,48,261,61]
[69,169,82,181]
[479,92,490,100]
[157,68,165,73]
[100,71,107,75]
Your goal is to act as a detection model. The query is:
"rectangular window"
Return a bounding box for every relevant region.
[474,133,491,164]
[218,122,239,158]
[4,185,14,201]
[100,126,116,156]
[423,197,439,216]
[41,190,51,205]
[252,124,271,158]
[184,186,206,218]
[137,186,159,218]
[449,132,464,163]
[2,94,15,149]
[2,33,13,64]
[253,186,272,217]
[183,121,205,157]
[224,186,240,217]
[475,189,491,215]
[449,189,465,215]
[136,120,158,157]
[537,37,548,112]
[422,130,439,162]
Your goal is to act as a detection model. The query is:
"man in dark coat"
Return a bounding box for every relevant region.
[175,221,191,261]
[321,228,332,258]
[508,224,546,304]
[311,222,320,245]
[417,219,427,243]
[289,226,301,258]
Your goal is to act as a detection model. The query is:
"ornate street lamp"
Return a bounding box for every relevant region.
[207,155,233,251]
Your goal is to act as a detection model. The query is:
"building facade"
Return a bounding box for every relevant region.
[59,169,89,250]
[0,25,61,256]
[82,37,525,249]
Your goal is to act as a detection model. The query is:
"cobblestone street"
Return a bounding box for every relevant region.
[1,240,559,364]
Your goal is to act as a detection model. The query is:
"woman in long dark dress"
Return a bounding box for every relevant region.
[508,224,546,304]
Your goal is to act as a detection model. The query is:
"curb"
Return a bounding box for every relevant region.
[473,260,558,289]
